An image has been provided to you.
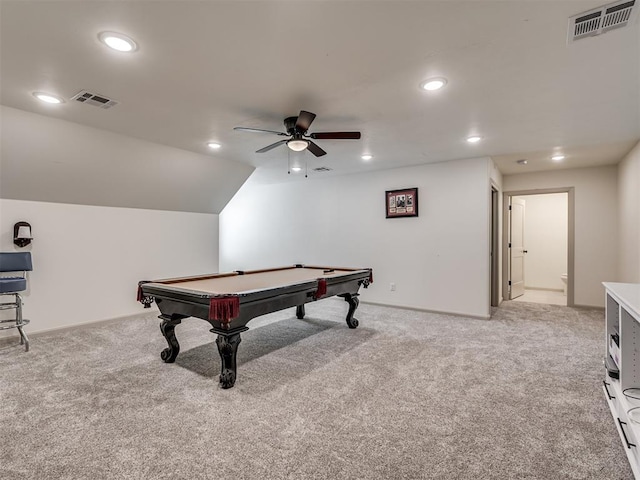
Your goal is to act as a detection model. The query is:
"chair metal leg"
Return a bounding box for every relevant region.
[15,293,29,352]
[17,326,29,352]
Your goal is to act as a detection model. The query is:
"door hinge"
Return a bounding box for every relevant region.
[508,281,512,286]
[508,205,512,211]
[508,242,511,248]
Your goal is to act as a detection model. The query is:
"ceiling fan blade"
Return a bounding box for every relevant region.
[256,139,288,153]
[309,132,361,140]
[234,126,288,136]
[306,141,327,157]
[295,111,316,132]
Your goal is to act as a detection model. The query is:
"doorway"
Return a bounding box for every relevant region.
[490,186,500,307]
[502,188,575,307]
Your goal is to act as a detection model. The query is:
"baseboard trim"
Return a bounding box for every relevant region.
[360,300,491,320]
[525,287,564,292]
[2,299,508,344]
[573,304,605,311]
[0,309,155,343]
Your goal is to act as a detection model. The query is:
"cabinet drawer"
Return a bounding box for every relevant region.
[604,379,640,478]
[617,413,640,473]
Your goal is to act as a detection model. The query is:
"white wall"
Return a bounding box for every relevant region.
[221,157,493,318]
[0,199,218,335]
[504,166,618,307]
[513,193,567,291]
[618,141,640,283]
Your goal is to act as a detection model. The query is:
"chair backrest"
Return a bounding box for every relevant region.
[0,252,33,273]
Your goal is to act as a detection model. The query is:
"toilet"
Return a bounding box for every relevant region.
[560,273,568,296]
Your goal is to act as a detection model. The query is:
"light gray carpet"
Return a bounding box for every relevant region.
[0,299,631,479]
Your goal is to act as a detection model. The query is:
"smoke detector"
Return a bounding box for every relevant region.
[70,90,118,109]
[568,0,637,43]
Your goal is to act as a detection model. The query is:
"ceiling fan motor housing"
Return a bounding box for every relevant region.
[284,116,301,135]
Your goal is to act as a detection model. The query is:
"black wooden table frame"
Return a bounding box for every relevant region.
[138,266,372,388]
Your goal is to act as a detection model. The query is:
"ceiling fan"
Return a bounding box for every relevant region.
[233,110,361,157]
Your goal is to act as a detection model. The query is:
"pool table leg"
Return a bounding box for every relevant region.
[341,293,360,329]
[216,333,242,389]
[159,315,183,363]
[296,304,305,319]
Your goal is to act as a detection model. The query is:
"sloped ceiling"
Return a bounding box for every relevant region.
[0,106,254,213]
[0,1,638,209]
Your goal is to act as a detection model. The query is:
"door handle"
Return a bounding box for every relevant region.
[523,250,528,254]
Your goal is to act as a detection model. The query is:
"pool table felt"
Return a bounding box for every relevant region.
[151,267,359,296]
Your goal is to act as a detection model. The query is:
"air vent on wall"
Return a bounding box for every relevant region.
[568,0,636,42]
[70,90,118,109]
[312,167,332,172]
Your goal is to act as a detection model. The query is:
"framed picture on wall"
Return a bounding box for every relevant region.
[386,187,418,218]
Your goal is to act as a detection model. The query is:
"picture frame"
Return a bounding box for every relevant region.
[386,187,418,218]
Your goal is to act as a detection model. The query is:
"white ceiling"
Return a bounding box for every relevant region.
[1,0,639,187]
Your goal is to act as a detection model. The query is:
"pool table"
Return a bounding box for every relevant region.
[137,264,373,388]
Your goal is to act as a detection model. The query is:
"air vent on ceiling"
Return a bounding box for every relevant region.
[312,167,332,172]
[568,0,636,42]
[70,90,118,109]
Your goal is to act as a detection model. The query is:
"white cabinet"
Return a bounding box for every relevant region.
[603,282,640,479]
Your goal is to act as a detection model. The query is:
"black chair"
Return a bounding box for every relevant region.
[0,252,33,351]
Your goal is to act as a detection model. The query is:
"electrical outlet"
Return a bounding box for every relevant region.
[390,283,396,291]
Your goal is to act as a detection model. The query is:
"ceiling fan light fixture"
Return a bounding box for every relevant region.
[291,166,302,172]
[287,139,309,152]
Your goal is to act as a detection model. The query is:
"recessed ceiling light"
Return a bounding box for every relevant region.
[420,77,448,91]
[98,32,138,52]
[466,136,482,143]
[551,154,565,161]
[32,92,64,104]
[207,142,221,149]
[291,166,302,172]
[361,154,373,161]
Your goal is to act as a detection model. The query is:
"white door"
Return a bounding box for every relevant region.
[509,197,526,299]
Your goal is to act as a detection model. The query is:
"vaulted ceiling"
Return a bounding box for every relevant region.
[1,1,638,209]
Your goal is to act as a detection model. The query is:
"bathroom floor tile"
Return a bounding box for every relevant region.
[512,288,566,306]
